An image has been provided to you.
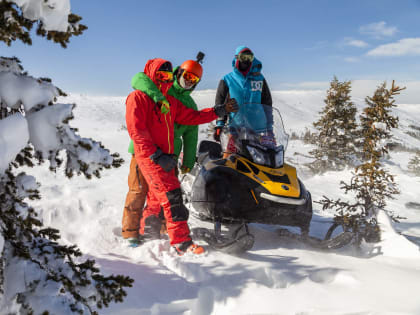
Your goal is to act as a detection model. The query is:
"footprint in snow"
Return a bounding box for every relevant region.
[308,268,340,284]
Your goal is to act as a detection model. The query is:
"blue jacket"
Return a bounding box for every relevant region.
[217,46,271,131]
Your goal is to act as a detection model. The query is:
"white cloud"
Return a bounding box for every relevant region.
[344,38,368,48]
[367,38,420,56]
[359,21,398,38]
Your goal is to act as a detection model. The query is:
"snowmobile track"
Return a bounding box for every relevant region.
[277,228,353,250]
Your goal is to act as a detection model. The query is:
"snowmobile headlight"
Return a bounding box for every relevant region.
[274,149,284,168]
[247,145,269,165]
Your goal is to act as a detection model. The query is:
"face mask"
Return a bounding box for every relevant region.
[238,61,251,71]
[179,75,195,90]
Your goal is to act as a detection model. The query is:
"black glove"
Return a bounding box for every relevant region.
[150,148,177,172]
[225,97,239,113]
[214,98,239,117]
[213,126,223,142]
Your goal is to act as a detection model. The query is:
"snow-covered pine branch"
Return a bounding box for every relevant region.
[0,56,130,314]
[0,57,123,178]
[0,170,133,314]
[0,0,87,47]
[1,1,131,312]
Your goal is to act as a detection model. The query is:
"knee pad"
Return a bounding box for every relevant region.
[166,188,189,222]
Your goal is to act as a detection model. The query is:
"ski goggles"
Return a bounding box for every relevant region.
[156,71,174,82]
[182,71,200,84]
[237,52,254,63]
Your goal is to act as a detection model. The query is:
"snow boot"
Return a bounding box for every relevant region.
[174,240,205,256]
[125,237,140,248]
[142,215,162,241]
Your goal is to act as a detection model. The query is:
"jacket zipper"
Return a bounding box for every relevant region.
[164,113,171,153]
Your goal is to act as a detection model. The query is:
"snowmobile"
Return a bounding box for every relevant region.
[185,103,352,254]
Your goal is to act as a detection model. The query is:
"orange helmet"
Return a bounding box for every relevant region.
[180,60,203,79]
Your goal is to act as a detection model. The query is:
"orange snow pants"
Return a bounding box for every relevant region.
[121,155,148,238]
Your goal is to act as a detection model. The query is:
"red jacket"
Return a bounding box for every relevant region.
[126,58,217,159]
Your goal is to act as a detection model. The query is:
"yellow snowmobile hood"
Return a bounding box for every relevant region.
[206,156,301,198]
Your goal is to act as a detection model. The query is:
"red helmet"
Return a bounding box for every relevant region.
[180,60,203,79]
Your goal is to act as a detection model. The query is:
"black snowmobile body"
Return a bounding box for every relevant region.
[191,141,312,234]
[187,103,352,254]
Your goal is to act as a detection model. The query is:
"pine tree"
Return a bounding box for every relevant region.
[408,151,420,176]
[1,2,132,313]
[309,77,359,173]
[318,81,405,247]
[0,0,87,47]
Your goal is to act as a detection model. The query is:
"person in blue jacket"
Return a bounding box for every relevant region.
[213,46,273,156]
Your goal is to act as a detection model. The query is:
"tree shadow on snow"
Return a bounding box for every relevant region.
[82,249,344,314]
[403,234,420,247]
[87,255,200,314]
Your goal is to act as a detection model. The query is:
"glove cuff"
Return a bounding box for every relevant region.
[150,147,163,162]
[213,104,227,117]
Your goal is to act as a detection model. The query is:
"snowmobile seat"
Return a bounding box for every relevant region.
[197,140,222,164]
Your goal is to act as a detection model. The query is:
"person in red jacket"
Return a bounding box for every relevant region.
[125,58,237,255]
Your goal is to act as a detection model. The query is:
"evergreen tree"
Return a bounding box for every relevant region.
[318,81,405,247]
[1,2,133,313]
[408,151,420,176]
[309,77,359,173]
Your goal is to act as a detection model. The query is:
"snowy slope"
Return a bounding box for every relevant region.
[23,91,420,315]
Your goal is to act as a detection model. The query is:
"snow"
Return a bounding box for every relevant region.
[0,235,3,259]
[15,173,39,199]
[0,57,23,73]
[0,71,59,111]
[0,113,29,174]
[8,0,71,32]
[373,122,388,131]
[15,91,420,314]
[26,103,73,154]
[376,211,420,258]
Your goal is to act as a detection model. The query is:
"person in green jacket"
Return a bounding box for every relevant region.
[122,57,204,245]
[128,59,202,173]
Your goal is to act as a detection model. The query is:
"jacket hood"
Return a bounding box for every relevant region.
[235,45,251,55]
[231,52,262,77]
[131,72,167,104]
[143,58,173,95]
[231,45,262,76]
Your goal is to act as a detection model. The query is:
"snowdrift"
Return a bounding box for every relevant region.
[22,91,420,314]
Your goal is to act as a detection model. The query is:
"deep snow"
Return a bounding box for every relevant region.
[22,91,420,315]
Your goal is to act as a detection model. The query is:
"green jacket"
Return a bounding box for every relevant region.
[128,70,199,170]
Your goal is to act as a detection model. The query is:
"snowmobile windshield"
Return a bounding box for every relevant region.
[224,103,289,168]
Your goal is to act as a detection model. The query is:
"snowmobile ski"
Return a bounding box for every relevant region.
[277,228,353,250]
[192,226,255,255]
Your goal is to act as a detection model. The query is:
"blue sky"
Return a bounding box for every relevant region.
[2,0,420,96]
